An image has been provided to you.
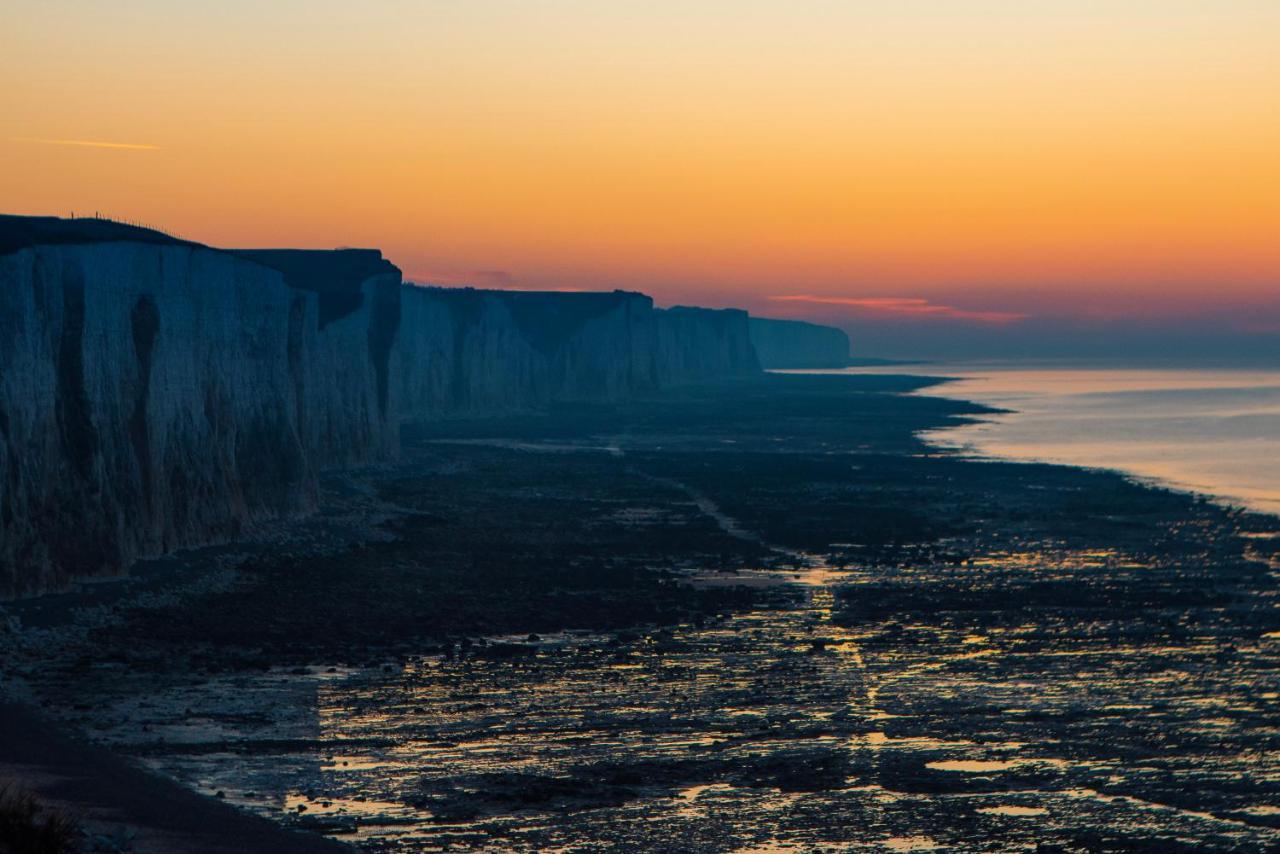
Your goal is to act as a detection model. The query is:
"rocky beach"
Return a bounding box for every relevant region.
[4,372,1279,851]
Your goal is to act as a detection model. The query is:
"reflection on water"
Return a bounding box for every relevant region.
[906,364,1280,515]
[883,837,940,852]
[925,759,1022,773]
[977,805,1047,817]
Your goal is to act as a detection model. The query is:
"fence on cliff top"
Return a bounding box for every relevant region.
[73,211,188,242]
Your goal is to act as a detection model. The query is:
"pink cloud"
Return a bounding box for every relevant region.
[769,295,1027,325]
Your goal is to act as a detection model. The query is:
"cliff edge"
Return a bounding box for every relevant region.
[749,316,850,369]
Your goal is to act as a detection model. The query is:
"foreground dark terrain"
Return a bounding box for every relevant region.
[4,373,1280,851]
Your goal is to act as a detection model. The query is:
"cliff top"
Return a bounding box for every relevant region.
[408,285,652,355]
[0,217,400,293]
[0,216,405,327]
[409,284,647,301]
[0,214,200,257]
[229,248,402,327]
[750,316,847,334]
[663,304,750,318]
[229,248,400,294]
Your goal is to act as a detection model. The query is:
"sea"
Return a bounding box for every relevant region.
[847,362,1280,517]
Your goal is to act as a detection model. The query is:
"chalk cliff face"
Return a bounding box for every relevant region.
[655,306,760,385]
[229,249,402,464]
[1,242,308,594]
[0,226,401,595]
[748,317,850,369]
[0,215,764,595]
[395,289,759,418]
[395,287,660,416]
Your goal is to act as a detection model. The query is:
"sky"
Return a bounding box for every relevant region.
[3,1,1278,360]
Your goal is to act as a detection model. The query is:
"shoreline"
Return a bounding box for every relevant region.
[817,364,1280,521]
[928,437,1280,525]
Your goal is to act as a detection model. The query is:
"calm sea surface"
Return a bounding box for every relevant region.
[855,363,1280,517]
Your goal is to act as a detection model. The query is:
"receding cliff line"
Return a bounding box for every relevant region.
[0,215,770,595]
[394,288,760,418]
[749,316,851,369]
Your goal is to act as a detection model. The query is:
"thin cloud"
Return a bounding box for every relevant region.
[770,295,1026,325]
[12,136,159,151]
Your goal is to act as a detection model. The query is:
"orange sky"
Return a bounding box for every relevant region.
[3,1,1278,333]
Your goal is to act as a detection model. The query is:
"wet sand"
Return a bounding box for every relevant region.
[4,373,1279,851]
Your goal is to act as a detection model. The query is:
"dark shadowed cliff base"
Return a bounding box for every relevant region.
[3,373,1280,851]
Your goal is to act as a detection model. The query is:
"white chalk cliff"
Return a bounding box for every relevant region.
[748,317,851,369]
[0,216,764,594]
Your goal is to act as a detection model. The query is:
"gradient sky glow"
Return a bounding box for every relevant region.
[4,1,1278,358]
